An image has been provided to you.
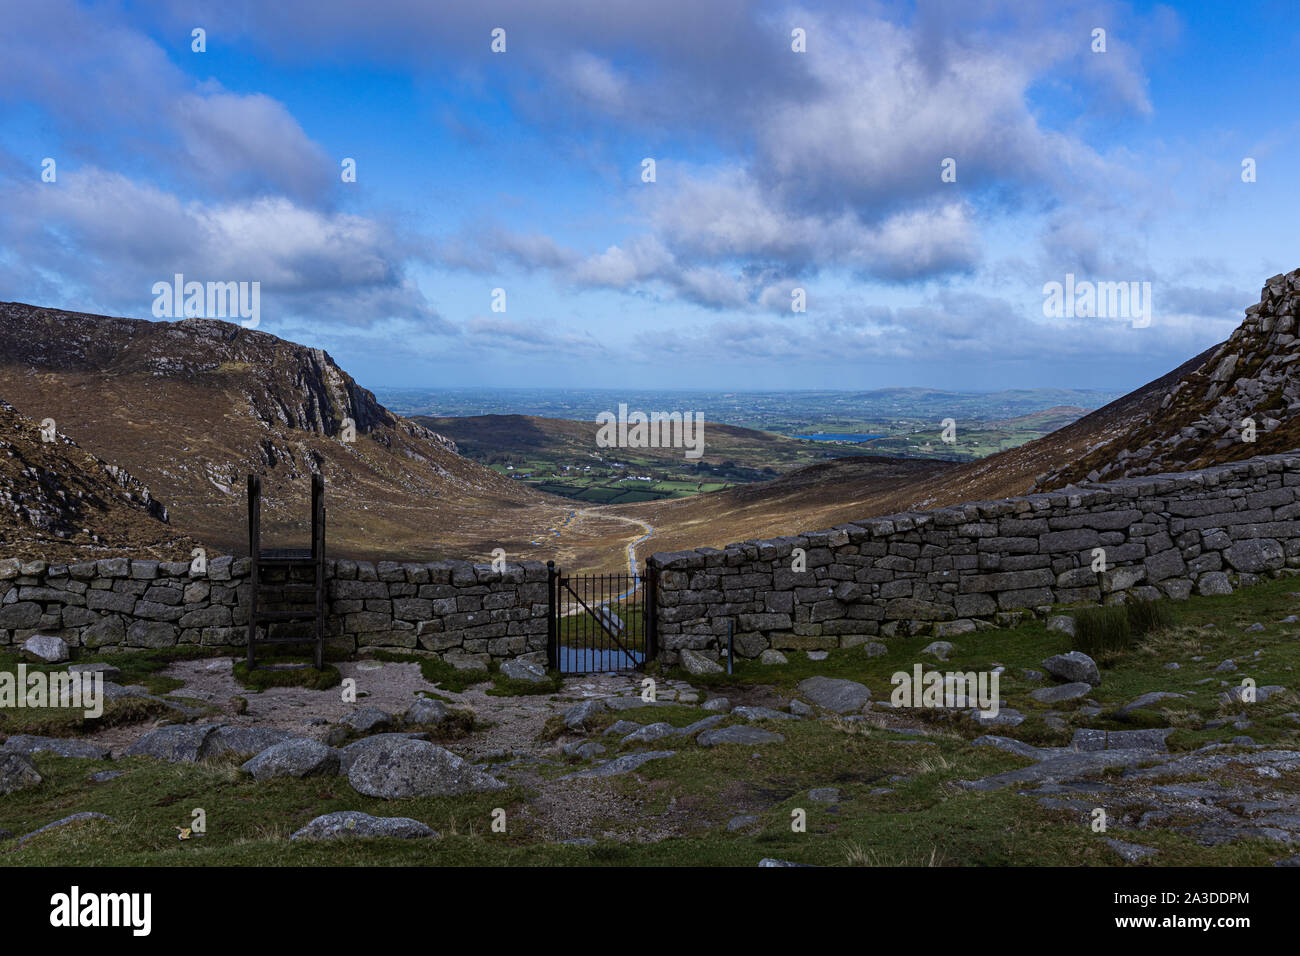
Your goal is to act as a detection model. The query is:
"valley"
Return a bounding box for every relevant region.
[1,273,1297,581]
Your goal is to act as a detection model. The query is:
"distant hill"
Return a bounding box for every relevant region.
[416,413,821,469]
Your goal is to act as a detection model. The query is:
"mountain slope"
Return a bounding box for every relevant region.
[1036,269,1300,487]
[620,273,1299,552]
[0,302,576,561]
[0,398,195,561]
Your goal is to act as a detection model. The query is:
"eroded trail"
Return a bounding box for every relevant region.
[578,508,654,578]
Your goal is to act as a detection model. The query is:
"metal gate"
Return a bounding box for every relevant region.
[547,561,657,673]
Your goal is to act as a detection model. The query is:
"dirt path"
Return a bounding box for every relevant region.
[578,507,653,580]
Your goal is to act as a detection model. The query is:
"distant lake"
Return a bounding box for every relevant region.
[794,433,886,442]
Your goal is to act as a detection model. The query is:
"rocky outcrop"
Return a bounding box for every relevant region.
[1041,269,1300,488]
[290,811,438,841]
[347,738,505,798]
[0,399,180,558]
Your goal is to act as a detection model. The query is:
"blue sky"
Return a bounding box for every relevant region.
[0,0,1294,394]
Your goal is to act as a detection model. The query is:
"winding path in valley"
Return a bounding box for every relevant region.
[577,507,654,588]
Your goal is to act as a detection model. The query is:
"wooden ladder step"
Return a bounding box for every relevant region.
[257,583,317,597]
[256,609,321,621]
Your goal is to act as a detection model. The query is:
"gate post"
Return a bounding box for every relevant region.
[546,560,557,671]
[644,557,658,664]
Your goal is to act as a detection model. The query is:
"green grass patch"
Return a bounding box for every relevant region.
[369,651,489,693]
[1073,598,1173,663]
[484,663,564,697]
[0,695,181,738]
[231,658,341,692]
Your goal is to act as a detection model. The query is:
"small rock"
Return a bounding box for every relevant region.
[499,658,548,683]
[404,697,449,726]
[921,641,953,661]
[564,741,606,759]
[732,705,797,722]
[604,719,641,737]
[863,642,889,657]
[789,699,814,718]
[67,662,122,681]
[1117,691,1186,714]
[969,708,1024,728]
[347,738,505,797]
[89,770,123,783]
[808,787,840,803]
[1070,728,1172,752]
[1105,838,1158,863]
[203,725,296,758]
[679,649,724,675]
[0,753,42,795]
[805,650,828,661]
[339,706,395,734]
[1221,684,1286,705]
[698,727,784,747]
[14,812,115,848]
[124,725,217,763]
[22,635,68,663]
[702,697,731,713]
[561,751,676,779]
[727,814,759,831]
[759,649,788,665]
[796,676,872,714]
[1030,682,1092,704]
[1041,651,1101,687]
[563,699,607,731]
[621,722,676,744]
[673,715,726,737]
[1,735,110,760]
[1196,572,1233,596]
[1046,615,1076,637]
[242,739,341,780]
[291,811,437,841]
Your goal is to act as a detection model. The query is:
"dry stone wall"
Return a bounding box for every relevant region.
[6,451,1300,669]
[0,556,550,668]
[649,452,1300,664]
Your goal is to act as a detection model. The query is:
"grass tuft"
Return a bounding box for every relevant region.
[231,659,341,692]
[1073,598,1172,663]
